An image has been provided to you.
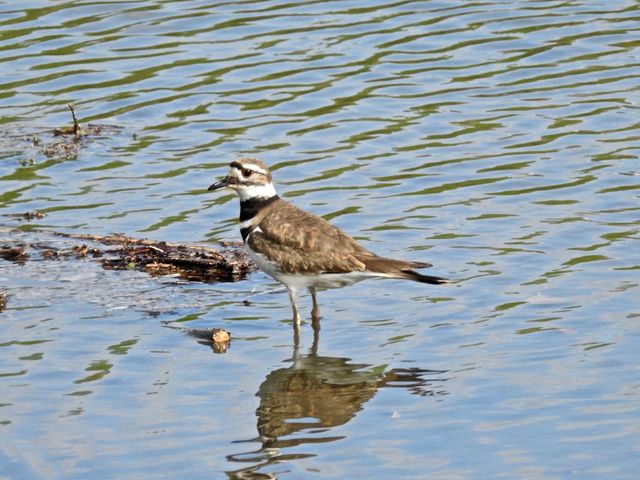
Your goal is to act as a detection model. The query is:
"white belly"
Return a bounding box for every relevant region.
[278,271,374,290]
[244,243,281,279]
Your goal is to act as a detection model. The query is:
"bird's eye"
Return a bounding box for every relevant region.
[242,168,253,178]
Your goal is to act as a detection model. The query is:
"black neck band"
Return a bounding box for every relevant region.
[239,195,279,222]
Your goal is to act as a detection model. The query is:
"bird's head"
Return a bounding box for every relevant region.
[208,157,276,201]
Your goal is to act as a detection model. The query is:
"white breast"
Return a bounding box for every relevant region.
[244,237,281,280]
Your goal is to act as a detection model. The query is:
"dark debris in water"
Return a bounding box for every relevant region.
[52,104,82,137]
[42,105,123,159]
[12,104,124,160]
[0,246,28,262]
[3,211,46,221]
[63,233,255,282]
[1,229,256,283]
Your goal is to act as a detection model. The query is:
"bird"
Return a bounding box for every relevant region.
[208,157,449,331]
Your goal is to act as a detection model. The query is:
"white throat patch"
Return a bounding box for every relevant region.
[237,182,277,201]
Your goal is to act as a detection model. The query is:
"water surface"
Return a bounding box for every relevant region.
[1,1,639,478]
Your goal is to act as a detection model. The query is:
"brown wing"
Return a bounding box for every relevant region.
[248,198,370,274]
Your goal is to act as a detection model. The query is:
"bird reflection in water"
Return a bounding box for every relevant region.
[222,333,449,479]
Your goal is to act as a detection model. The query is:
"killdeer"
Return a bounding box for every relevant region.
[208,158,449,330]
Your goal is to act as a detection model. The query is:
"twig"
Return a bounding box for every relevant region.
[68,104,79,137]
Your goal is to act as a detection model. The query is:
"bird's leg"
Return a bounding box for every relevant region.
[286,286,301,330]
[309,286,321,333]
[292,323,300,348]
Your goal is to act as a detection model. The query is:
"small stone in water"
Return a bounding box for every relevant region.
[212,328,231,343]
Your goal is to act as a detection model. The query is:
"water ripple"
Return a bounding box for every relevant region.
[1,0,639,478]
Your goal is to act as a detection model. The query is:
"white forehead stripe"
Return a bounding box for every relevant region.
[232,163,268,175]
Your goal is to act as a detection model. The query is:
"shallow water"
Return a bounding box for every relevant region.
[1,0,639,478]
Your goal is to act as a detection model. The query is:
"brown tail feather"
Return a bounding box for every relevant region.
[361,255,429,273]
[409,260,432,269]
[360,255,448,284]
[400,269,450,285]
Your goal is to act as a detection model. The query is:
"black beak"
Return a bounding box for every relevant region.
[208,177,230,191]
